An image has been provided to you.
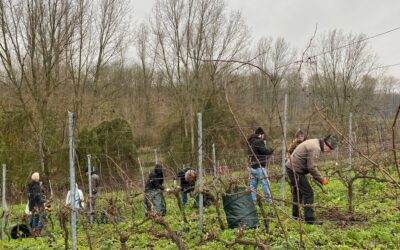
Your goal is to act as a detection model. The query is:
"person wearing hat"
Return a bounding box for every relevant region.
[145,163,165,192]
[144,163,166,216]
[285,134,338,224]
[247,127,274,204]
[287,129,306,158]
[176,168,197,205]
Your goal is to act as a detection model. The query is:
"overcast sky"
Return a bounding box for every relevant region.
[131,0,400,80]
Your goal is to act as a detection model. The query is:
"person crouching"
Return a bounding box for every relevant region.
[176,168,197,205]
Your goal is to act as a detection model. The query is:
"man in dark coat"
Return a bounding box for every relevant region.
[176,168,197,205]
[248,127,274,203]
[86,168,101,210]
[144,163,166,215]
[285,134,338,224]
[27,172,46,232]
[145,163,164,192]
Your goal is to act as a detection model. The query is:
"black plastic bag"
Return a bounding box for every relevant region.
[222,186,259,229]
[144,189,166,216]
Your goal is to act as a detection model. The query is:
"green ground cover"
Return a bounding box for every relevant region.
[0,173,399,249]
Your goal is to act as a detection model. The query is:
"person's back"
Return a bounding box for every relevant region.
[27,176,44,212]
[26,172,46,232]
[66,185,84,210]
[288,139,305,155]
[287,139,323,182]
[145,163,164,192]
[91,173,101,194]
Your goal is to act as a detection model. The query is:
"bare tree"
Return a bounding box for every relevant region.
[148,0,249,159]
[0,0,77,180]
[254,37,296,134]
[307,30,378,126]
[65,0,130,127]
[134,23,157,126]
[0,0,130,182]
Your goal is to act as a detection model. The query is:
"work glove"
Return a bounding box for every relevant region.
[322,178,329,186]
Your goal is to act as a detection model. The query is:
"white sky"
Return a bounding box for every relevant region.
[131,0,400,81]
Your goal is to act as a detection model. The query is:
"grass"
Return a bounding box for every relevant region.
[0,170,399,249]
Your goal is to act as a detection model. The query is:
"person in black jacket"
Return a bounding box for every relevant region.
[248,127,274,203]
[176,168,197,205]
[144,163,166,216]
[27,172,46,232]
[145,163,164,192]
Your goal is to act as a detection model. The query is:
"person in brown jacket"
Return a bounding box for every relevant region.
[285,134,338,224]
[286,129,306,160]
[288,129,306,154]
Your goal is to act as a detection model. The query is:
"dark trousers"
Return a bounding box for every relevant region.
[286,168,314,220]
[29,209,46,230]
[30,214,40,229]
[182,191,194,205]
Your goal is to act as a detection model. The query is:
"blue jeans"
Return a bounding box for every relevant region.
[182,191,194,205]
[250,166,272,203]
[30,214,40,229]
[30,212,45,230]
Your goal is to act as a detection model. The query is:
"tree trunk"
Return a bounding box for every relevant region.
[38,137,51,189]
[347,181,353,214]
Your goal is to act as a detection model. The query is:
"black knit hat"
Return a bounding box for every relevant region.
[155,163,163,171]
[155,163,163,174]
[324,134,338,149]
[295,129,304,137]
[85,168,94,174]
[254,127,265,135]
